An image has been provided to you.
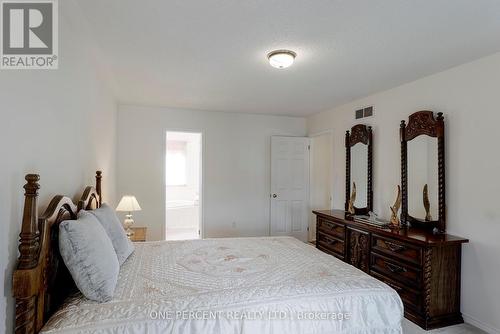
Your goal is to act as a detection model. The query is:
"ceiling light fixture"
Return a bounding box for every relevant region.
[267,50,296,69]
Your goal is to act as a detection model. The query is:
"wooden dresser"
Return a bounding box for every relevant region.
[313,210,468,330]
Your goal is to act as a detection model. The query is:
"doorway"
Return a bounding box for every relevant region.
[309,131,333,241]
[165,131,202,240]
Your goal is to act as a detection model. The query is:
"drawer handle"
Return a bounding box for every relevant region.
[322,236,337,245]
[386,263,407,274]
[325,222,339,230]
[385,241,406,253]
[328,239,338,245]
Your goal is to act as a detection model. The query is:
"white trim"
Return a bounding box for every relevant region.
[163,129,205,240]
[463,313,500,334]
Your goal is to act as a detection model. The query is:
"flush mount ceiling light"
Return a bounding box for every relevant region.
[267,50,296,69]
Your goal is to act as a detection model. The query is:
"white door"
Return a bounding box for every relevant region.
[270,136,310,241]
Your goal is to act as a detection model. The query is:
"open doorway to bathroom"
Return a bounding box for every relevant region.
[165,131,202,240]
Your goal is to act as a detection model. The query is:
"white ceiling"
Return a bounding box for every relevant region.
[75,0,500,116]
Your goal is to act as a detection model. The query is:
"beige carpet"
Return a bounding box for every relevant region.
[402,319,487,334]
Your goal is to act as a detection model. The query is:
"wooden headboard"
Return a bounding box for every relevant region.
[12,171,103,334]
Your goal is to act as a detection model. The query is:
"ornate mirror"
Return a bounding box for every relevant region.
[345,124,373,215]
[400,111,445,232]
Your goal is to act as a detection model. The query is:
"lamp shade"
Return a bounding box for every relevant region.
[116,195,142,212]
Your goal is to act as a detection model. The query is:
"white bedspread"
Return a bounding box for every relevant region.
[42,237,403,334]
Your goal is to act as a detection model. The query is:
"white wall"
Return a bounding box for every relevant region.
[117,105,307,240]
[0,1,117,333]
[307,52,500,333]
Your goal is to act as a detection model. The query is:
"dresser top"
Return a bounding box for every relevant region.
[313,210,468,246]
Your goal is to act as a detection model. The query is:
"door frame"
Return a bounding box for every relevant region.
[308,129,334,210]
[308,130,334,241]
[163,129,205,240]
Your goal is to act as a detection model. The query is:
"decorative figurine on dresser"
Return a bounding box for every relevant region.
[313,114,468,330]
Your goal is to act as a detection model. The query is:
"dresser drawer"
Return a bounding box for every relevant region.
[372,235,422,265]
[317,245,345,261]
[371,271,422,312]
[371,253,421,287]
[317,231,345,256]
[317,218,345,240]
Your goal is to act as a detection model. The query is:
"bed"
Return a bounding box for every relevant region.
[12,171,403,334]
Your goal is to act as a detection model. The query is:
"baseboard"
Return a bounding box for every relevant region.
[463,313,500,334]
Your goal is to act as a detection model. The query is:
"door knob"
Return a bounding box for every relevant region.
[272,194,277,198]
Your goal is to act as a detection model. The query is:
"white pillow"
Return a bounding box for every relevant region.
[88,203,135,265]
[59,211,119,302]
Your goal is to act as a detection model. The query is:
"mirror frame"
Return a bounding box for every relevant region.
[400,110,445,232]
[345,124,373,215]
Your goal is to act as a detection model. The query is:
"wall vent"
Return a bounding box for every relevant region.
[355,106,373,119]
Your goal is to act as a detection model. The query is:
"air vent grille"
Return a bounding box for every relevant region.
[355,106,373,119]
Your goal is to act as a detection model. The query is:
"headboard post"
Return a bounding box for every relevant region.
[96,171,102,206]
[18,174,41,269]
[13,174,41,334]
[13,171,104,334]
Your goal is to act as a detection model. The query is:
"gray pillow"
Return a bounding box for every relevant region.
[59,211,119,302]
[88,203,135,265]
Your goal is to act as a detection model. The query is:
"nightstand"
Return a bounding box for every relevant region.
[129,227,147,242]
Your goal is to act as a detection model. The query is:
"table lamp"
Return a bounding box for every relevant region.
[116,195,142,237]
